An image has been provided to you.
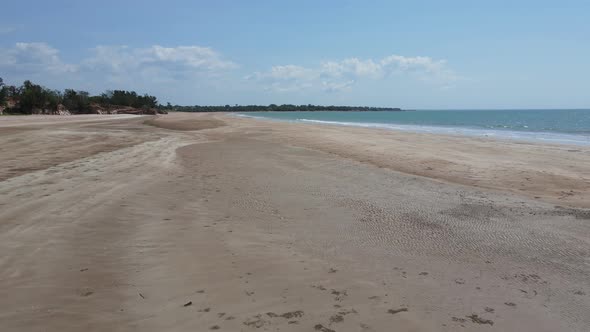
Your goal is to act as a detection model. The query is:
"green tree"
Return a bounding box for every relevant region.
[62,89,91,113]
[0,77,5,106]
[46,89,62,110]
[19,80,47,113]
[97,90,157,109]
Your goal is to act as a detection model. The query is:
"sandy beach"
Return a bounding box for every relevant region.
[1,113,589,331]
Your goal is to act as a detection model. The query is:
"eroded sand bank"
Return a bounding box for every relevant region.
[0,113,588,331]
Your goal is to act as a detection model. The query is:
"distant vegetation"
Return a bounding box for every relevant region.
[164,104,402,112]
[0,78,5,107]
[0,77,160,115]
[1,77,402,115]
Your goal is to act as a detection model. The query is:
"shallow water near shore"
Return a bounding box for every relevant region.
[239,109,590,145]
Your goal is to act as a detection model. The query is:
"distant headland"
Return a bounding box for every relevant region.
[169,104,404,112]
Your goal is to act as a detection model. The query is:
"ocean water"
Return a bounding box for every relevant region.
[238,109,590,145]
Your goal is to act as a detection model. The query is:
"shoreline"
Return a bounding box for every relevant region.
[218,113,590,208]
[232,111,590,147]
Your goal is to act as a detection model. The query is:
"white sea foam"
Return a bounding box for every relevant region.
[232,113,271,121]
[298,119,590,146]
[232,113,590,146]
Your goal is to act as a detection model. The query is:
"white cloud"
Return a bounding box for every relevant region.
[249,54,459,92]
[321,58,382,79]
[0,42,78,74]
[380,55,458,83]
[84,45,237,76]
[150,45,236,70]
[322,79,355,92]
[0,42,238,100]
[0,42,459,103]
[268,65,316,80]
[247,65,319,92]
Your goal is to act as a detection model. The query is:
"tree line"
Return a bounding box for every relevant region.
[162,104,402,112]
[0,78,158,114]
[1,77,403,115]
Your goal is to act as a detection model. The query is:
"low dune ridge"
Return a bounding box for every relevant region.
[144,114,226,131]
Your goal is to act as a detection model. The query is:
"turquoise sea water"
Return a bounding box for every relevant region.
[238,109,590,145]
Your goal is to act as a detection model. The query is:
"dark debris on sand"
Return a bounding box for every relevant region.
[467,314,494,325]
[388,308,408,314]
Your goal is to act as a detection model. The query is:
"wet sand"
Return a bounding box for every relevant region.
[0,113,589,331]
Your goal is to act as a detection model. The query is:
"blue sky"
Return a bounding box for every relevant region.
[1,0,589,108]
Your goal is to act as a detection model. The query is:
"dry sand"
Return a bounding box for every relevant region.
[0,113,588,331]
